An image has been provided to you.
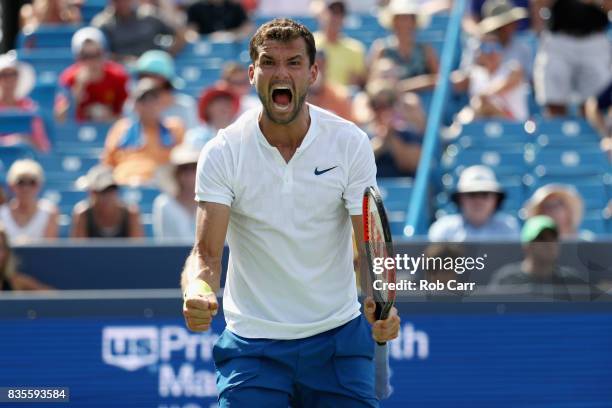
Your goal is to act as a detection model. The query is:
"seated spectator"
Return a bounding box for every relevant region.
[457,0,533,84]
[102,78,184,185]
[523,184,583,240]
[0,159,58,244]
[92,0,185,63]
[533,0,610,117]
[455,34,528,123]
[353,59,427,131]
[0,53,50,152]
[185,84,239,150]
[370,0,439,91]
[0,225,52,291]
[134,50,198,131]
[312,0,367,87]
[490,215,585,295]
[361,80,423,178]
[72,165,143,238]
[186,0,252,39]
[138,0,188,29]
[217,61,260,114]
[55,27,129,123]
[429,165,520,241]
[20,0,82,33]
[306,50,356,122]
[153,144,199,240]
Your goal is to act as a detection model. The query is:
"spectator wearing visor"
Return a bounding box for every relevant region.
[429,165,520,241]
[71,164,143,238]
[55,26,129,122]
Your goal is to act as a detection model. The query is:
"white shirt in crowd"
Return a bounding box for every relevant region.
[469,61,529,122]
[0,199,53,244]
[152,193,196,241]
[195,104,376,339]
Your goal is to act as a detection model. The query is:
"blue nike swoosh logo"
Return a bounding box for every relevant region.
[314,166,338,175]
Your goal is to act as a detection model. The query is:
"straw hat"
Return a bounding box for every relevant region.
[0,52,35,100]
[478,0,528,34]
[378,0,430,30]
[155,144,201,196]
[76,165,118,192]
[524,184,584,229]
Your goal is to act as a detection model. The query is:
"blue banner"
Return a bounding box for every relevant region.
[1,302,612,407]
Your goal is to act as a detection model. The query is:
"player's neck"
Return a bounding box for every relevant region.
[259,105,311,151]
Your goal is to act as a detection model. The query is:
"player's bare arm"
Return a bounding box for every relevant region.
[181,201,230,332]
[351,214,401,343]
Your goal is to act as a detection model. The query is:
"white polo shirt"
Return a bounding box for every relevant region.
[195,104,376,339]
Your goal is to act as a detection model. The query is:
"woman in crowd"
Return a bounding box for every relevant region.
[0,53,50,152]
[0,159,58,244]
[102,78,184,186]
[523,184,584,240]
[71,165,143,238]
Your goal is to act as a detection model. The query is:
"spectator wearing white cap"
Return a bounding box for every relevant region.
[55,26,129,122]
[429,165,520,241]
[92,0,185,62]
[152,144,200,240]
[71,164,143,238]
[0,159,58,244]
[0,52,50,152]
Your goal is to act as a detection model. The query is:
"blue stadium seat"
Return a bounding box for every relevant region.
[43,189,87,214]
[17,25,82,49]
[0,111,36,134]
[0,145,35,174]
[455,120,532,146]
[580,212,607,235]
[36,154,99,182]
[378,177,412,211]
[441,147,526,170]
[53,122,110,153]
[529,148,609,177]
[535,118,598,138]
[121,187,161,214]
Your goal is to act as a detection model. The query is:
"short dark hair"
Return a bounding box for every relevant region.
[249,18,316,66]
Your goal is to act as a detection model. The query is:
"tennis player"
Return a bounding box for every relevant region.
[181,18,400,407]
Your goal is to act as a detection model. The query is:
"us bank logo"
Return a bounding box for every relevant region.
[102,327,159,371]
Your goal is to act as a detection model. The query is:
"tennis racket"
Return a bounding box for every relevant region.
[362,186,396,345]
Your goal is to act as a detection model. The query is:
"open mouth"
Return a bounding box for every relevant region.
[271,85,293,111]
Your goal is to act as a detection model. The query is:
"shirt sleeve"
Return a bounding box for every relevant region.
[343,128,377,215]
[195,132,234,206]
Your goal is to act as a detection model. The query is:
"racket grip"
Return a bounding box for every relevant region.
[375,302,387,346]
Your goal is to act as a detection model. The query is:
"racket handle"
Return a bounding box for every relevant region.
[375,302,387,346]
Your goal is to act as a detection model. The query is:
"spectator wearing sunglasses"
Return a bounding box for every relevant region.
[0,159,58,244]
[55,26,129,122]
[455,34,528,123]
[429,165,519,242]
[102,78,184,186]
[71,165,143,238]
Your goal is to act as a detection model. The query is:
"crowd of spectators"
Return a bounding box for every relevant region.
[0,0,610,292]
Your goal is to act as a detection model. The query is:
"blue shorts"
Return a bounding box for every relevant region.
[213,315,379,407]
